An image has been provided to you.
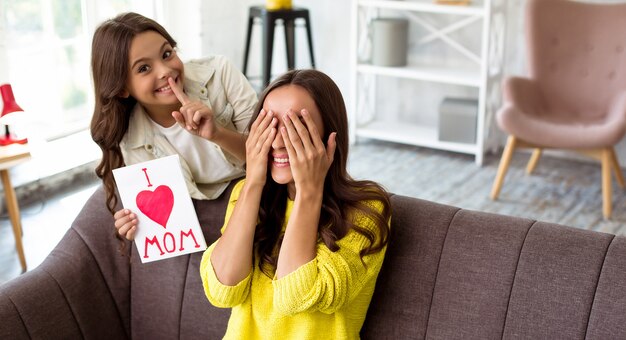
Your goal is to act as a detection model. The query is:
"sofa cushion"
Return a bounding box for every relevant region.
[361,195,460,339]
[426,210,535,339]
[586,237,626,339]
[503,223,614,339]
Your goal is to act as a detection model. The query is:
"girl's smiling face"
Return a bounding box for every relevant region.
[263,84,325,194]
[124,30,184,125]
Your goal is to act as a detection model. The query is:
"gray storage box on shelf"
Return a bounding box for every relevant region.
[438,97,478,144]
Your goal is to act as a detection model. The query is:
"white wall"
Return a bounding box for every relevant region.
[0,10,8,83]
[168,0,352,98]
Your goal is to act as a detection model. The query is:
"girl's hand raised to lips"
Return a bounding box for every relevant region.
[281,109,337,197]
[169,77,219,140]
[246,109,277,186]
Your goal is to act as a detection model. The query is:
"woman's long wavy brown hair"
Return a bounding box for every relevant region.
[249,70,392,276]
[90,12,176,214]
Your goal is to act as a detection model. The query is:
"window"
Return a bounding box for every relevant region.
[1,0,162,141]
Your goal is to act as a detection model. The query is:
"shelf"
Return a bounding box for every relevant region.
[358,0,486,16]
[354,120,478,154]
[350,0,498,165]
[357,63,481,87]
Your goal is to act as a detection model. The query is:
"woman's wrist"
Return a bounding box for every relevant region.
[294,184,324,203]
[242,179,265,196]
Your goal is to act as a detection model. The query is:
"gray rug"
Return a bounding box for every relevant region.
[348,139,626,236]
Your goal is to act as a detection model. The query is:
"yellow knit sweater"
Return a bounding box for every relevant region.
[200,180,389,339]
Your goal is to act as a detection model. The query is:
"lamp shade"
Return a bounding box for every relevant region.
[0,84,24,117]
[0,83,28,145]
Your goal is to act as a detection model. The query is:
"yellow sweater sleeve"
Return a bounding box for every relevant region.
[199,180,252,308]
[272,200,389,316]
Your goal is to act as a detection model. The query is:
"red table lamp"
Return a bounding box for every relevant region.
[0,84,28,146]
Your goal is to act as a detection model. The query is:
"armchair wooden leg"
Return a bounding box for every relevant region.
[490,135,517,200]
[609,148,625,188]
[526,148,542,174]
[601,148,612,219]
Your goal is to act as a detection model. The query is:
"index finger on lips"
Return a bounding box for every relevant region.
[168,77,190,105]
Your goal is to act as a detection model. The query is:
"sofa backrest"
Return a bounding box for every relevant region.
[2,187,625,339]
[362,194,626,339]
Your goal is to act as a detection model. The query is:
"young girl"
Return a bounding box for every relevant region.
[90,12,257,239]
[200,69,392,338]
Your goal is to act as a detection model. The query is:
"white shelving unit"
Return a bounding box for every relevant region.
[349,0,506,165]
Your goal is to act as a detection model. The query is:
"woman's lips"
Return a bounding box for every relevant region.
[272,155,290,167]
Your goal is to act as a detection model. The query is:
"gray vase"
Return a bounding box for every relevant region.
[371,18,409,67]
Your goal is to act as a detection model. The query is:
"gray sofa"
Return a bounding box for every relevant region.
[1,184,625,339]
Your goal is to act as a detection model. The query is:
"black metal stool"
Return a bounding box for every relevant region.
[242,6,316,88]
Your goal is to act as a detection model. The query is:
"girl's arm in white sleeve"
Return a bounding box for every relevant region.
[208,57,258,162]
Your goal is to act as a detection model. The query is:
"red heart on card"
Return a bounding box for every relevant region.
[136,185,174,228]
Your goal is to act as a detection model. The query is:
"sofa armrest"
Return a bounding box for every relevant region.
[0,227,128,339]
[0,186,131,339]
[0,228,127,339]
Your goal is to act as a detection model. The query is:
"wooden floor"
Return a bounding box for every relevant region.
[2,139,625,284]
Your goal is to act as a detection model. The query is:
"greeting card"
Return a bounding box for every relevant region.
[112,155,206,263]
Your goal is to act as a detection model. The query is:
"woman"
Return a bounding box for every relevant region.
[200,69,391,339]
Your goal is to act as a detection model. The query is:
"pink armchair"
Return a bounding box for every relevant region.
[490,0,626,219]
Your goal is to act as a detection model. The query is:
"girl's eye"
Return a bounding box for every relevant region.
[163,50,172,59]
[138,65,149,73]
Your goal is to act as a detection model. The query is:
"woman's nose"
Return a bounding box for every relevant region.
[271,122,285,149]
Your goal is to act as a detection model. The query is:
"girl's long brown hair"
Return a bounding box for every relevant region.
[249,70,392,276]
[90,12,177,214]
